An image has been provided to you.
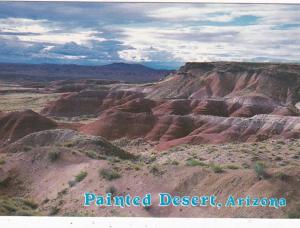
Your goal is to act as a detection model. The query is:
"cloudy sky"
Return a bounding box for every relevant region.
[0,2,299,69]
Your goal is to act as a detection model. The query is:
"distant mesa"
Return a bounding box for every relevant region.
[0,62,173,83]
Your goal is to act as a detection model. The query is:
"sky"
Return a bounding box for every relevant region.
[0,3,299,69]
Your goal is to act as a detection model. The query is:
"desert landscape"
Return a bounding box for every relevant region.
[0,61,300,218]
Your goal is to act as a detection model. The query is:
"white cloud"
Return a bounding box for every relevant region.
[0,17,106,45]
[117,17,300,64]
[0,18,51,33]
[17,30,105,45]
[0,4,300,67]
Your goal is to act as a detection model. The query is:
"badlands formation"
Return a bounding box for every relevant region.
[0,62,300,217]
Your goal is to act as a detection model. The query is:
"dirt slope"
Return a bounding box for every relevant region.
[0,110,57,146]
[0,134,299,218]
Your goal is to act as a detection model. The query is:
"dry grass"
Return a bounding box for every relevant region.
[156,139,300,171]
[99,168,121,181]
[0,92,62,112]
[0,197,39,216]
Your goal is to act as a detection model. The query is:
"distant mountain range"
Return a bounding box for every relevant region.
[0,63,174,83]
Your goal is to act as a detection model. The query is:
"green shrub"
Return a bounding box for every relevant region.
[0,159,5,165]
[144,205,152,211]
[110,157,121,163]
[15,210,34,216]
[68,180,76,187]
[275,172,289,181]
[75,171,88,182]
[22,199,38,209]
[242,163,250,169]
[210,164,224,173]
[254,161,268,179]
[129,162,142,170]
[48,150,60,162]
[49,206,60,216]
[105,185,117,195]
[149,165,162,176]
[42,198,49,204]
[0,176,11,188]
[134,164,141,170]
[225,164,239,170]
[58,188,68,197]
[288,205,300,218]
[63,141,75,148]
[0,197,39,216]
[23,146,32,152]
[186,159,207,167]
[288,212,300,218]
[99,168,121,181]
[85,150,99,159]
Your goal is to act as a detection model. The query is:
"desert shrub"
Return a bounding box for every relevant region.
[288,205,300,218]
[49,206,60,216]
[275,172,289,181]
[48,150,60,162]
[42,198,49,204]
[186,159,207,167]
[171,160,179,165]
[0,176,11,188]
[85,150,99,159]
[107,157,121,163]
[99,168,121,181]
[274,145,282,150]
[133,164,141,170]
[68,180,76,187]
[288,212,300,218]
[142,155,156,164]
[0,197,39,216]
[150,165,158,173]
[254,161,268,179]
[128,162,142,171]
[144,205,152,211]
[210,164,224,173]
[0,159,5,165]
[242,163,250,169]
[276,140,286,145]
[23,146,32,152]
[15,210,34,216]
[191,153,197,158]
[225,164,239,170]
[149,165,162,176]
[75,171,88,182]
[22,199,38,210]
[63,141,75,148]
[58,188,68,197]
[207,147,217,154]
[105,185,117,195]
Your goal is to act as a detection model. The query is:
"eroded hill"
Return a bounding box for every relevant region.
[0,62,300,218]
